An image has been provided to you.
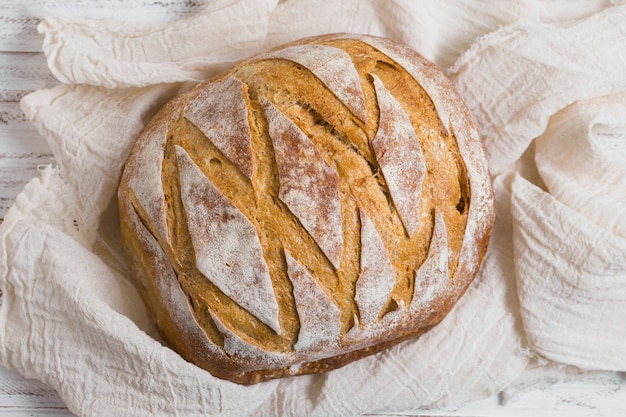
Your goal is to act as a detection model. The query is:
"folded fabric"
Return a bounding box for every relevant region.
[450,6,626,174]
[1,1,625,416]
[512,174,626,371]
[535,93,626,239]
[512,93,626,370]
[39,0,278,88]
[451,8,626,372]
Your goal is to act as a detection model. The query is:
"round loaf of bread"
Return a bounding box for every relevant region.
[118,33,495,384]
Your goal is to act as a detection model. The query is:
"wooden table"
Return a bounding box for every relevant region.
[1,1,625,415]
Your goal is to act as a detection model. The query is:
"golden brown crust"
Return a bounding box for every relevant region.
[118,33,495,384]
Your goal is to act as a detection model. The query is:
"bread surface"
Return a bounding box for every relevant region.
[118,33,495,384]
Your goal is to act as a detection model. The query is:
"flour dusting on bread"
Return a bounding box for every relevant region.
[118,33,495,384]
[176,145,280,333]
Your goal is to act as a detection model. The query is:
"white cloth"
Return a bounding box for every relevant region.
[450,6,626,371]
[1,1,625,416]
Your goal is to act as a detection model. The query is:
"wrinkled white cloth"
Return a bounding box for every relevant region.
[1,1,625,416]
[450,6,626,371]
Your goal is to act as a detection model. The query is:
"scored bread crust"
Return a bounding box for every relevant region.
[117,33,495,384]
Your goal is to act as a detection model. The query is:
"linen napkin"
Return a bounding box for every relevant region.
[450,6,626,371]
[1,1,625,416]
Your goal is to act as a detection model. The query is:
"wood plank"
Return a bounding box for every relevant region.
[0,367,74,416]
[0,102,52,154]
[0,0,209,53]
[0,52,55,102]
[0,14,40,54]
[0,101,54,218]
[0,410,74,417]
[0,154,53,217]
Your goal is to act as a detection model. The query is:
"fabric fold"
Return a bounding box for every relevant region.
[534,93,626,239]
[19,83,184,245]
[450,5,626,174]
[512,175,626,371]
[39,0,278,88]
[0,174,277,417]
[2,1,626,416]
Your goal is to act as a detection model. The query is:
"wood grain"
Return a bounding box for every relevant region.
[0,101,54,217]
[0,52,54,102]
[0,367,74,416]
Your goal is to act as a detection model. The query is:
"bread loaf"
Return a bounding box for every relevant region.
[117,33,495,384]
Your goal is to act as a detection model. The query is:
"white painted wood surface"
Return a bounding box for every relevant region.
[0,1,625,416]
